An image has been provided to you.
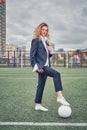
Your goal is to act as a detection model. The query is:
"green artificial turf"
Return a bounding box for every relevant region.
[0,67,87,130]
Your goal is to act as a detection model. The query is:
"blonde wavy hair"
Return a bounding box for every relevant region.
[33,23,49,39]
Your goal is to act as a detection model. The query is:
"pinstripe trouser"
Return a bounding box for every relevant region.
[35,66,63,103]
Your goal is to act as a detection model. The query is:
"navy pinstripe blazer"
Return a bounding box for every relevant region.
[30,38,52,69]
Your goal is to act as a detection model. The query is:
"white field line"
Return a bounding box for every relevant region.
[0,74,87,75]
[0,122,87,126]
[0,77,37,79]
[0,77,87,79]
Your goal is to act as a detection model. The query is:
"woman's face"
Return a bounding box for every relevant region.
[41,26,48,37]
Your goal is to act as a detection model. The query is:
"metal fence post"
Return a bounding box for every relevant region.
[14,51,15,67]
[8,51,9,67]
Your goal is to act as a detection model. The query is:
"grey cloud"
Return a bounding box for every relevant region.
[6,0,87,50]
[82,7,87,16]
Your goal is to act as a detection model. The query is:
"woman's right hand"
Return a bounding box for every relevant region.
[37,68,44,73]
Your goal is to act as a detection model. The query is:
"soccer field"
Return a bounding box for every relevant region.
[0,67,87,130]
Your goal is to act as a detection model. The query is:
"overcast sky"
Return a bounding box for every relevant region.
[6,0,87,50]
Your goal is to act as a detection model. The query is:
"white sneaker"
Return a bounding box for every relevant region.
[35,105,48,111]
[57,96,70,106]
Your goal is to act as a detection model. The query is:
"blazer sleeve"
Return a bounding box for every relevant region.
[49,53,53,57]
[30,39,38,68]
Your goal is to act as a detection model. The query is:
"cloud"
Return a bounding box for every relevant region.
[6,0,87,50]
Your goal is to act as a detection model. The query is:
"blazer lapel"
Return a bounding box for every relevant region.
[40,40,47,52]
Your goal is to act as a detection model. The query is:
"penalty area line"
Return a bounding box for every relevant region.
[0,122,87,126]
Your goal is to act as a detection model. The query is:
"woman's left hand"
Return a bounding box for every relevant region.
[47,46,53,52]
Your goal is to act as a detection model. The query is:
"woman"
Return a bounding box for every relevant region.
[30,23,70,111]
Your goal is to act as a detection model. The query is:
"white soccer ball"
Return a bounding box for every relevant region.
[58,105,72,118]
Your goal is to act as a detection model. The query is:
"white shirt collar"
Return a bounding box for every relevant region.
[40,35,48,42]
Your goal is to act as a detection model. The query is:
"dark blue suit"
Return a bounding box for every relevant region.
[30,38,63,103]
